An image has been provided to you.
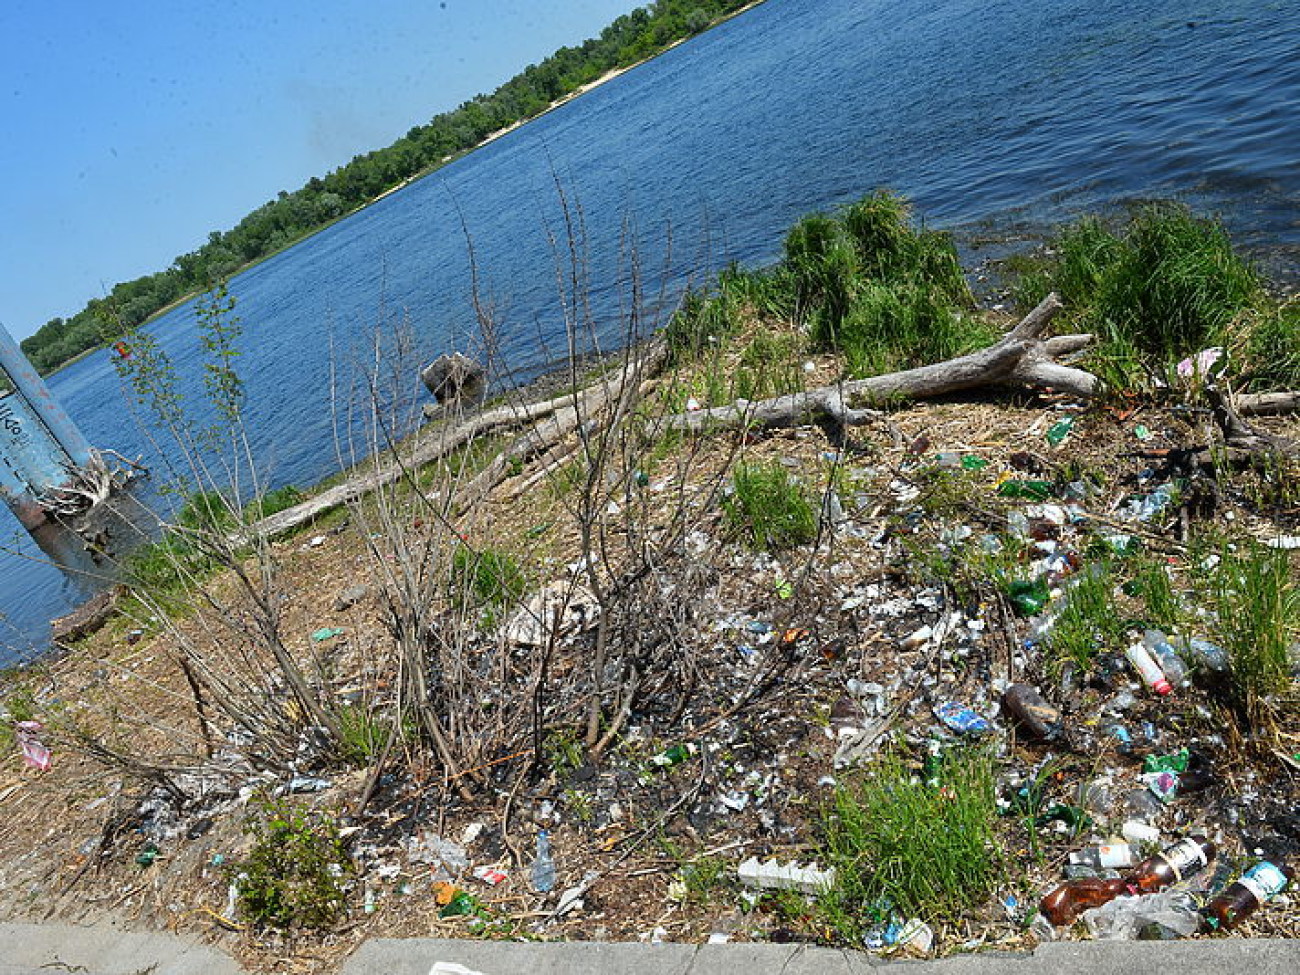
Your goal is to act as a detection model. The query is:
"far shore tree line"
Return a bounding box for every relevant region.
[20,0,755,375]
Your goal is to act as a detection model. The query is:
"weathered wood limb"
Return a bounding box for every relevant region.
[243,343,665,539]
[452,340,668,514]
[1207,387,1300,456]
[1235,390,1300,416]
[50,585,125,645]
[1043,333,1095,357]
[659,294,1086,434]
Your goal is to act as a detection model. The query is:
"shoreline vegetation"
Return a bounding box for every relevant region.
[20,0,764,377]
[1,192,1297,969]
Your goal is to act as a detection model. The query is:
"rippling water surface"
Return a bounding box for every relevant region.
[3,0,1298,660]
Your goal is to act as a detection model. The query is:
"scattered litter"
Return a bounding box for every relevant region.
[15,721,51,771]
[472,866,507,886]
[737,856,835,894]
[287,775,331,793]
[933,701,991,735]
[408,833,469,873]
[310,627,344,643]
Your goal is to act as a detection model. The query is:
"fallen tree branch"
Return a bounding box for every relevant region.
[240,343,665,539]
[1207,387,1300,457]
[1235,390,1300,416]
[452,340,668,515]
[658,293,1099,435]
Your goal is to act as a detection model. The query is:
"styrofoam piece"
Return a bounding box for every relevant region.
[737,856,836,894]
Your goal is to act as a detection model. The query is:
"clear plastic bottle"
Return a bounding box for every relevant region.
[1201,860,1293,932]
[531,829,556,892]
[1173,636,1230,673]
[1142,630,1189,689]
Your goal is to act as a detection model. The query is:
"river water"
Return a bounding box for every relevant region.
[3,0,1298,662]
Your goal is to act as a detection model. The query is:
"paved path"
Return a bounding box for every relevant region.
[1,922,1297,975]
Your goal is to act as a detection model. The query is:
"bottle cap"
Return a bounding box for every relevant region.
[1153,679,1172,695]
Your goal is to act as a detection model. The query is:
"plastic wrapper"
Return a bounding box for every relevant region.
[1083,891,1200,940]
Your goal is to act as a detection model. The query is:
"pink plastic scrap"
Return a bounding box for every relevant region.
[15,720,51,771]
[1175,347,1224,379]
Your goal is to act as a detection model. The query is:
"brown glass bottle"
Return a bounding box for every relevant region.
[1201,860,1294,932]
[1039,876,1128,926]
[1124,835,1216,894]
[1002,683,1062,740]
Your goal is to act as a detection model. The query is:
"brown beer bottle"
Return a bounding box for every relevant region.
[1039,876,1128,926]
[1201,860,1294,932]
[1001,683,1063,740]
[1124,834,1216,893]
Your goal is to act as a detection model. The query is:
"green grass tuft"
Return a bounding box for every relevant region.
[723,460,817,551]
[820,745,1003,936]
[1207,542,1298,716]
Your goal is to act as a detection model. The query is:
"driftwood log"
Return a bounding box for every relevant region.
[657,294,1094,435]
[243,341,668,539]
[452,341,668,514]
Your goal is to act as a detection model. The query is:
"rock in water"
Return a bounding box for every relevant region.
[420,353,486,406]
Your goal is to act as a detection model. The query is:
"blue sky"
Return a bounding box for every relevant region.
[0,0,644,341]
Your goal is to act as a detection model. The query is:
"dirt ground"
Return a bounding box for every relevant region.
[1,351,1298,972]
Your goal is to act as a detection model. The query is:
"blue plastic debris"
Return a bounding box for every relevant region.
[933,701,991,735]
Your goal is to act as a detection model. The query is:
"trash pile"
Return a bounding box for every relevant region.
[1,399,1296,956]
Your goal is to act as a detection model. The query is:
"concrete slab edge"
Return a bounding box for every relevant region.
[0,919,244,975]
[340,936,1300,975]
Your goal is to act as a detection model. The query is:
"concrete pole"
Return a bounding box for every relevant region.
[0,323,93,467]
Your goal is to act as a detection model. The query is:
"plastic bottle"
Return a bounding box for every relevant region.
[1124,641,1172,695]
[1142,630,1190,689]
[531,829,556,892]
[1200,860,1294,932]
[1040,876,1129,926]
[1001,684,1063,740]
[1173,636,1230,673]
[1124,835,1216,893]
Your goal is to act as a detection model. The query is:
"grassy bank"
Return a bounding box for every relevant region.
[1,192,1297,969]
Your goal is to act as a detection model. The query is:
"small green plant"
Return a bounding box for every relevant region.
[243,483,304,521]
[234,794,353,930]
[1242,297,1300,391]
[336,704,389,766]
[734,332,805,402]
[0,683,38,753]
[1207,542,1299,717]
[724,460,817,550]
[1130,558,1183,633]
[561,787,595,823]
[544,728,585,778]
[676,855,730,904]
[657,835,731,907]
[664,285,743,364]
[450,545,526,616]
[2,684,37,724]
[820,745,1002,937]
[1044,561,1125,677]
